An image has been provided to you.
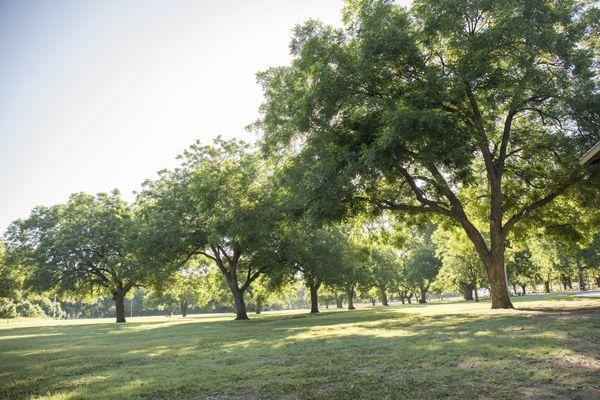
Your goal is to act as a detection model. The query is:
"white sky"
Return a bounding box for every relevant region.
[0,0,411,232]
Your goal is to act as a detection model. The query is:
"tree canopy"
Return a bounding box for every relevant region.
[257,0,599,308]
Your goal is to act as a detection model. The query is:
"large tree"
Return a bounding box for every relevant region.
[257,0,599,308]
[5,191,146,323]
[137,138,284,320]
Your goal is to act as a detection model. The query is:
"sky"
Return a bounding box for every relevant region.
[0,0,354,231]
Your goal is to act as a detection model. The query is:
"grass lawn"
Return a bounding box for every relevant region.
[1,295,599,400]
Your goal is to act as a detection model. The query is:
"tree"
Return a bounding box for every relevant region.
[433,227,486,301]
[0,240,23,300]
[5,191,146,323]
[273,226,355,314]
[154,266,206,317]
[580,233,600,289]
[137,138,284,320]
[404,225,442,303]
[257,0,599,308]
[505,249,536,295]
[365,245,402,306]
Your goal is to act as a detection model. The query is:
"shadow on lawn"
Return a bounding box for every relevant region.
[2,304,599,400]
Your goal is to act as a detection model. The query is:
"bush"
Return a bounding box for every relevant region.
[16,300,46,318]
[33,296,66,319]
[0,300,17,319]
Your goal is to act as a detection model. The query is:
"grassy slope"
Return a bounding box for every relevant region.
[1,295,599,400]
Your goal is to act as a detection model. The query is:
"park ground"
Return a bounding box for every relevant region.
[1,294,599,400]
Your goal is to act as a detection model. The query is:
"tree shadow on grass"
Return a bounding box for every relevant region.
[1,304,599,400]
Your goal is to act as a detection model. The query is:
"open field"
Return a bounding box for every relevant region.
[1,295,599,400]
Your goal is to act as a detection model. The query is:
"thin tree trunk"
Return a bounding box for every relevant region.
[561,277,568,291]
[520,284,526,296]
[474,283,479,302]
[325,299,329,309]
[381,289,389,306]
[336,296,343,308]
[255,301,261,315]
[407,292,413,304]
[75,299,82,319]
[577,259,586,291]
[346,285,355,310]
[181,302,188,317]
[309,281,320,314]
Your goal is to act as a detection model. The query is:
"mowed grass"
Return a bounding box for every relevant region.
[1,295,599,400]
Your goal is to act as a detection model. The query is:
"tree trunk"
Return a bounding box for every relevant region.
[75,299,82,319]
[482,256,513,309]
[567,277,573,290]
[255,301,261,315]
[180,302,188,317]
[407,292,413,304]
[309,282,320,314]
[231,285,249,320]
[370,298,376,306]
[463,284,474,301]
[346,285,355,310]
[419,287,427,304]
[544,281,551,293]
[474,283,479,302]
[520,284,526,296]
[325,299,329,309]
[577,259,586,291]
[114,290,126,323]
[335,296,343,308]
[380,289,389,306]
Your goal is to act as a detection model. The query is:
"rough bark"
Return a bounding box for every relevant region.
[482,255,513,308]
[544,281,551,293]
[231,284,249,320]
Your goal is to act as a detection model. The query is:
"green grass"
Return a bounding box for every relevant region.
[1,295,599,400]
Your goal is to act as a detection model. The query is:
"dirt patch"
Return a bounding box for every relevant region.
[552,353,600,371]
